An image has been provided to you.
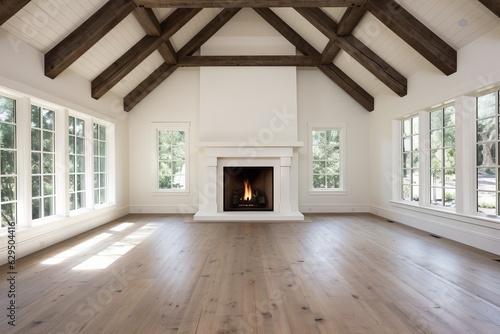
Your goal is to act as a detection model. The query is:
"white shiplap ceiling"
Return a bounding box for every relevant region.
[1,0,499,104]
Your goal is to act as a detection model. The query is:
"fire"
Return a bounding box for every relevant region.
[243,179,252,201]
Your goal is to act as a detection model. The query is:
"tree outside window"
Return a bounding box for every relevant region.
[157,130,186,190]
[430,106,456,207]
[476,92,498,215]
[311,129,341,190]
[401,116,419,202]
[31,105,56,219]
[0,96,16,228]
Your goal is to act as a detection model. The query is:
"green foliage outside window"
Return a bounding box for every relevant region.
[430,106,456,207]
[476,92,499,215]
[158,130,186,190]
[31,105,56,219]
[312,130,341,189]
[0,96,16,228]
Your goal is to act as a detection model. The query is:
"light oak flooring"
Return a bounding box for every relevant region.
[1,213,500,333]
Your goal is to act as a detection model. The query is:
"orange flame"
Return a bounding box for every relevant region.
[243,179,252,201]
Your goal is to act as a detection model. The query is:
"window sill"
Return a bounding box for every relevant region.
[390,200,500,229]
[152,190,190,196]
[309,189,347,196]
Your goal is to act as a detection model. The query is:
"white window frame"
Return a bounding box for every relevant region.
[308,123,347,195]
[151,122,190,195]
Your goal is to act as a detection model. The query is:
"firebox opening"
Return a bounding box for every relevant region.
[223,167,274,211]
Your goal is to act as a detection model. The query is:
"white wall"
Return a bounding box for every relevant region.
[128,68,200,213]
[368,26,500,255]
[0,29,130,264]
[297,68,371,212]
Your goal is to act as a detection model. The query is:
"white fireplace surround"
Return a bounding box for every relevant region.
[194,142,304,221]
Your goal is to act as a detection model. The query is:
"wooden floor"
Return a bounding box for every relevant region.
[1,214,500,334]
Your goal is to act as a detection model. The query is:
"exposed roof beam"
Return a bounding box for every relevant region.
[177,8,242,58]
[44,0,136,79]
[296,7,407,97]
[157,41,178,64]
[337,7,367,36]
[178,55,318,67]
[91,8,200,99]
[124,64,178,112]
[134,0,367,8]
[133,6,161,36]
[125,8,240,111]
[477,0,500,18]
[254,8,373,111]
[254,8,320,61]
[321,40,341,64]
[0,0,31,26]
[319,64,374,111]
[366,0,457,75]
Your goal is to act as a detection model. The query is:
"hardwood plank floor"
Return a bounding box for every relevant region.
[1,213,500,333]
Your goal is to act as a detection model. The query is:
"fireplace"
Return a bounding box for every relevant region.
[194,143,304,221]
[224,167,273,211]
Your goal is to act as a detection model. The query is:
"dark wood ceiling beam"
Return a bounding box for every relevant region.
[477,0,500,18]
[134,0,367,8]
[0,0,31,26]
[296,7,407,97]
[321,40,341,64]
[177,8,242,58]
[178,55,318,67]
[158,41,178,64]
[254,7,373,111]
[319,64,374,111]
[91,8,200,99]
[124,64,179,112]
[125,8,239,111]
[133,6,161,36]
[337,7,367,36]
[44,0,136,79]
[366,0,457,75]
[254,8,320,61]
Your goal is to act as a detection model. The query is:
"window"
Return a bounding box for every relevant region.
[401,116,419,202]
[309,124,345,192]
[430,106,456,207]
[155,123,189,192]
[93,123,107,205]
[69,116,86,210]
[31,105,56,219]
[476,91,499,215]
[0,96,16,228]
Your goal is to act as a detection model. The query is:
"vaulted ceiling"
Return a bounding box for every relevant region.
[1,0,499,112]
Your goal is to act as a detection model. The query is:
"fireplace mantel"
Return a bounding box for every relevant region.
[194,142,304,221]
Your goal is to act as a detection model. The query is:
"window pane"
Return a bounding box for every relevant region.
[477,143,496,166]
[430,110,442,130]
[32,198,41,220]
[42,109,55,131]
[75,118,85,136]
[444,128,455,147]
[477,93,496,119]
[313,175,325,188]
[477,118,495,142]
[32,153,41,174]
[477,191,496,215]
[0,123,16,149]
[31,106,40,128]
[43,175,54,196]
[444,189,455,207]
[1,177,16,201]
[444,107,455,127]
[43,131,54,152]
[477,168,495,191]
[43,153,54,174]
[430,130,443,149]
[313,161,326,174]
[402,119,411,137]
[99,125,106,140]
[1,151,16,175]
[32,176,41,197]
[431,169,443,187]
[44,197,55,216]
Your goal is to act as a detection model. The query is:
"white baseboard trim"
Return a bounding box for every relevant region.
[129,205,198,214]
[370,205,500,255]
[299,204,370,213]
